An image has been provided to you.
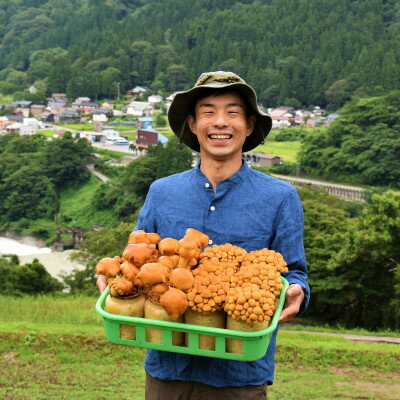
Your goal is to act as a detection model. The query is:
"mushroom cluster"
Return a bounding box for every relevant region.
[224,249,288,324]
[95,228,207,321]
[96,230,288,331]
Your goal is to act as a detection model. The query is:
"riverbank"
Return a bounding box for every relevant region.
[19,250,85,278]
[0,236,85,279]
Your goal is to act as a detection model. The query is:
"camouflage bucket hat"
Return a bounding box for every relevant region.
[168,71,272,153]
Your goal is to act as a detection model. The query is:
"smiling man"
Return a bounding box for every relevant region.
[97,71,310,400]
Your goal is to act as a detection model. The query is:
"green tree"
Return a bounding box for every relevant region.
[1,165,58,221]
[317,190,400,330]
[39,133,94,191]
[0,256,63,295]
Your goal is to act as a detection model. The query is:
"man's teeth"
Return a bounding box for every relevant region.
[209,134,231,139]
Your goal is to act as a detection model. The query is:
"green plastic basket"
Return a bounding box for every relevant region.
[96,277,288,361]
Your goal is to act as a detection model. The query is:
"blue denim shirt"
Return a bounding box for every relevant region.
[135,161,309,387]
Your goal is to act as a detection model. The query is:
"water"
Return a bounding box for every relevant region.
[0,237,84,278]
[0,236,52,256]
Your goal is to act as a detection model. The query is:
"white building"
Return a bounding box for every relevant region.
[124,101,154,117]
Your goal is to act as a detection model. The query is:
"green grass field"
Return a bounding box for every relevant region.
[252,140,301,163]
[0,295,399,400]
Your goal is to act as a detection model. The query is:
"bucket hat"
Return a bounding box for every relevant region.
[168,71,272,153]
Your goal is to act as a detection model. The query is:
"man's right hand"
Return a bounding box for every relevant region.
[96,275,107,293]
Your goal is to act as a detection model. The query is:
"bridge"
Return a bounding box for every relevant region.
[52,227,87,251]
[271,174,367,202]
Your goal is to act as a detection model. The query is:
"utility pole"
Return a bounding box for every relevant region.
[117,82,120,101]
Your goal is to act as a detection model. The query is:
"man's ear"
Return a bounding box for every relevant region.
[187,114,197,134]
[246,115,256,137]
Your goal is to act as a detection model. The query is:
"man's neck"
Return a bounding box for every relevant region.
[199,155,243,193]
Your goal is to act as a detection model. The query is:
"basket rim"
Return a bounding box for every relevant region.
[96,277,288,339]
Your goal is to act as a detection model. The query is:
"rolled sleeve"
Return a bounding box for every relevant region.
[271,188,310,316]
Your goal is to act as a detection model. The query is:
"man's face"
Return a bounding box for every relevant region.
[187,92,256,162]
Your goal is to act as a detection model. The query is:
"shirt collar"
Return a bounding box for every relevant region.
[193,159,249,187]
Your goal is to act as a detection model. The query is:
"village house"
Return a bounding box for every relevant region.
[74,97,91,104]
[56,108,81,123]
[136,117,153,129]
[148,94,163,107]
[123,101,154,117]
[134,128,168,153]
[126,85,150,97]
[47,100,67,115]
[313,106,326,117]
[4,114,24,124]
[242,152,282,167]
[270,107,295,129]
[30,104,46,117]
[93,113,108,132]
[101,100,115,110]
[325,113,339,125]
[71,101,99,114]
[6,123,22,133]
[51,93,67,102]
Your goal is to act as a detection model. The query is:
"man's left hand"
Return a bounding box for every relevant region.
[279,284,304,323]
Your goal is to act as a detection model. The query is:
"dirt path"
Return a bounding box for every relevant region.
[282,329,400,344]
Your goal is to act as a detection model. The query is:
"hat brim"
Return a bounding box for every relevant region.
[168,82,272,153]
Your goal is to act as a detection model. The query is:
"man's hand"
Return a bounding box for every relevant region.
[96,275,108,293]
[279,284,304,323]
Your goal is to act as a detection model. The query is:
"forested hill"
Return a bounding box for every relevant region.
[1,0,400,109]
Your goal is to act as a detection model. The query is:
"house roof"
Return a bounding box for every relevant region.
[79,102,99,107]
[92,108,110,114]
[132,86,150,92]
[15,100,32,107]
[270,108,294,118]
[5,114,24,122]
[48,101,67,108]
[249,152,281,160]
[63,109,80,116]
[127,101,152,110]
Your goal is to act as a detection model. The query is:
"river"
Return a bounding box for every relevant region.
[0,236,85,279]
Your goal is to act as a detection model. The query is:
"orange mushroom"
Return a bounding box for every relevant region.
[136,263,170,285]
[122,243,158,267]
[160,287,189,320]
[169,268,195,291]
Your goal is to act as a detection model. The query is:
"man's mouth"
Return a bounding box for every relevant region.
[208,134,232,140]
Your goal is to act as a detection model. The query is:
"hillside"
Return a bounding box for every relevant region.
[1,0,400,109]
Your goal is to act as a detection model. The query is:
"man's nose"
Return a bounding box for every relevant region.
[213,111,228,127]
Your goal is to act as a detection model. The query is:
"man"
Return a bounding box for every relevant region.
[98,71,309,399]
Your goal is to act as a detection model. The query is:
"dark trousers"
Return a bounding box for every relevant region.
[145,372,268,400]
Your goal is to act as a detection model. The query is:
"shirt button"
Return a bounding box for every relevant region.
[210,205,215,211]
[205,183,210,188]
[208,239,213,245]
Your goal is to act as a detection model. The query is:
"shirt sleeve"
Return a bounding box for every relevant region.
[271,187,310,316]
[134,182,158,233]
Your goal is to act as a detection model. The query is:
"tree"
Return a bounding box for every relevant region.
[147,136,193,180]
[299,91,400,187]
[310,190,400,330]
[0,256,63,295]
[121,155,158,200]
[39,133,94,191]
[1,165,58,221]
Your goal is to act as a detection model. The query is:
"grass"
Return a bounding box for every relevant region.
[58,176,119,229]
[0,295,399,399]
[252,140,301,163]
